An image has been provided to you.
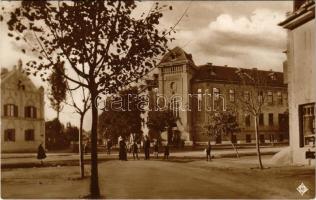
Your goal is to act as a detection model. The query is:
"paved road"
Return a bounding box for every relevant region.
[2,156,315,199]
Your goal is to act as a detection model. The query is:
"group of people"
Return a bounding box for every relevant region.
[117,136,170,161]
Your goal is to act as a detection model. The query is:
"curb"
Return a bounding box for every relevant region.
[1,151,279,169]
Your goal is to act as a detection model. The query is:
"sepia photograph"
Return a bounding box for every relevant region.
[0,0,315,199]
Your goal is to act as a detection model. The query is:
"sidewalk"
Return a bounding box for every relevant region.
[1,146,285,169]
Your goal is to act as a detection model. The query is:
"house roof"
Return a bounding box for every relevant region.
[193,64,286,87]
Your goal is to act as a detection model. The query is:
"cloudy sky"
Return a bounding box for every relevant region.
[0,1,292,130]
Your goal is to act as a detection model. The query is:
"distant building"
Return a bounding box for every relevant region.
[1,60,45,152]
[279,0,315,164]
[149,47,289,145]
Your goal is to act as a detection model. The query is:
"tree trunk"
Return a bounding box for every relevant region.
[254,115,263,169]
[231,142,239,158]
[79,114,84,178]
[89,90,100,198]
[57,110,60,120]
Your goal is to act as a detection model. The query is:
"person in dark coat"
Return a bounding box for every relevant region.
[132,142,139,160]
[37,143,46,165]
[119,139,128,161]
[164,143,169,160]
[153,141,159,159]
[206,142,212,161]
[144,136,150,160]
[106,139,112,155]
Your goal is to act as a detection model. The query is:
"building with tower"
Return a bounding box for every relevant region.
[150,47,288,145]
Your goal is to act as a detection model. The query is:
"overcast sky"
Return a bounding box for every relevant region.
[0,1,292,130]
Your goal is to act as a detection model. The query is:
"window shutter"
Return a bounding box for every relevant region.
[25,107,28,118]
[299,106,304,147]
[34,107,37,118]
[14,105,18,117]
[4,105,7,116]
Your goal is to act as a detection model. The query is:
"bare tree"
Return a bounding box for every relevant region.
[65,81,91,179]
[235,68,272,169]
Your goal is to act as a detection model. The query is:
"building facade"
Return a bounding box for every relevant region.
[154,47,288,145]
[279,0,315,164]
[1,60,45,152]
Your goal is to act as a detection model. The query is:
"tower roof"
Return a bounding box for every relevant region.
[159,46,195,66]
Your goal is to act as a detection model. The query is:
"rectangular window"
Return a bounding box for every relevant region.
[25,106,37,118]
[197,88,202,111]
[244,91,250,102]
[269,113,274,126]
[25,129,35,141]
[229,89,235,102]
[299,103,315,147]
[213,88,220,100]
[259,113,264,126]
[245,114,251,127]
[277,92,283,105]
[267,91,273,105]
[4,129,15,142]
[4,104,18,117]
[258,91,263,103]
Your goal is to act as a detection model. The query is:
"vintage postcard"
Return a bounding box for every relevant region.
[0,0,315,199]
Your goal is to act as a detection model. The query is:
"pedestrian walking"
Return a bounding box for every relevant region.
[106,139,112,155]
[144,136,150,160]
[132,142,139,160]
[164,143,169,160]
[37,143,46,165]
[206,142,212,161]
[153,141,159,159]
[119,139,128,161]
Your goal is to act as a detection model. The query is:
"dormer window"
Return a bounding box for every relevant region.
[25,106,37,118]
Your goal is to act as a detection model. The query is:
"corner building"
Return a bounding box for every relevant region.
[157,47,288,145]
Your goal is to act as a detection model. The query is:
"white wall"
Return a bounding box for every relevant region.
[288,19,316,165]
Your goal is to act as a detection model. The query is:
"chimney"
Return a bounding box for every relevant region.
[207,62,212,66]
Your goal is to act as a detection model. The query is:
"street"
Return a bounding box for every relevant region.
[2,155,315,199]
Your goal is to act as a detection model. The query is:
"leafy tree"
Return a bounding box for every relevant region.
[48,61,67,120]
[65,123,80,142]
[45,118,67,150]
[147,109,176,143]
[98,87,143,143]
[204,109,240,157]
[7,1,173,197]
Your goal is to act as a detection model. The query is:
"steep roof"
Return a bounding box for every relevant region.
[159,46,195,66]
[193,64,286,87]
[1,66,39,92]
